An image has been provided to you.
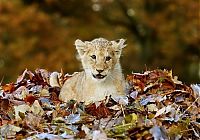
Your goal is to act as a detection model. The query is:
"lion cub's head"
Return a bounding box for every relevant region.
[75,38,126,81]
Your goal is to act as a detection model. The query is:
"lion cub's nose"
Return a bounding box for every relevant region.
[96,69,104,73]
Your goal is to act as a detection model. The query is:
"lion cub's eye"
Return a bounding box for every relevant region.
[91,55,96,60]
[105,56,111,61]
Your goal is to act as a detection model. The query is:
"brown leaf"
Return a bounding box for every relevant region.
[29,70,49,86]
[0,98,10,111]
[75,130,86,139]
[35,69,49,81]
[50,92,60,101]
[24,94,37,104]
[2,83,15,93]
[85,102,111,119]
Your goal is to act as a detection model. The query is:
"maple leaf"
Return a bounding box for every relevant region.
[85,102,111,119]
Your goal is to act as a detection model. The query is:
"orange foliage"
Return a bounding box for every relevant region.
[0,0,199,83]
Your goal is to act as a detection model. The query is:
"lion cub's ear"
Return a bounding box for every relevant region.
[111,39,126,49]
[117,39,127,49]
[75,39,87,56]
[111,39,126,57]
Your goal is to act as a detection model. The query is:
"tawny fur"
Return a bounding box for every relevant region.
[59,38,126,104]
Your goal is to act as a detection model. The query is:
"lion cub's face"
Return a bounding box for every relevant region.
[75,38,126,81]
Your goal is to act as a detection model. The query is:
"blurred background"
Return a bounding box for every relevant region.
[0,0,199,84]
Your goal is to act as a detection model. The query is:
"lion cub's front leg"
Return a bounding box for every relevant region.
[59,81,75,102]
[59,72,83,102]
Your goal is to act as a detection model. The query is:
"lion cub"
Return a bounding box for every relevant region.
[59,38,126,104]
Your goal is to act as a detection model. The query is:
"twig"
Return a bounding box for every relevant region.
[180,97,199,117]
[120,104,125,118]
[0,76,4,86]
[97,119,101,130]
[191,125,200,138]
[104,111,119,129]
[180,129,193,132]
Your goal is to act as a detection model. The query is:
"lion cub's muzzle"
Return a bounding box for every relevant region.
[92,74,106,79]
[92,69,107,79]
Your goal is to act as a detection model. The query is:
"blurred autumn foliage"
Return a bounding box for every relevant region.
[0,0,199,83]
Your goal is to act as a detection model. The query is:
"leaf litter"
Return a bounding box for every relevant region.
[0,69,199,139]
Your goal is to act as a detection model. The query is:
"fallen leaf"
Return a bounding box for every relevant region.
[14,104,30,120]
[108,105,121,110]
[0,99,10,111]
[35,133,61,139]
[65,114,80,124]
[0,88,3,97]
[147,104,158,112]
[191,84,200,97]
[25,113,43,128]
[49,72,61,87]
[24,94,37,104]
[60,132,74,139]
[16,69,28,84]
[0,124,22,138]
[40,88,50,97]
[140,95,154,105]
[75,130,86,139]
[29,85,42,93]
[86,102,111,119]
[112,96,129,105]
[2,83,15,93]
[52,117,65,123]
[13,86,29,100]
[30,100,44,116]
[150,126,168,140]
[154,107,166,118]
[92,130,108,140]
[165,105,173,114]
[130,91,138,99]
[124,113,138,124]
[0,68,199,139]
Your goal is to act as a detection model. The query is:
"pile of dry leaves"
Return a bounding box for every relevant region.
[0,69,199,139]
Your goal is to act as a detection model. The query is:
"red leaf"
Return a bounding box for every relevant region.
[24,95,37,104]
[85,102,111,119]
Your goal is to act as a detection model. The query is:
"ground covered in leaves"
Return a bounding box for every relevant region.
[0,69,199,139]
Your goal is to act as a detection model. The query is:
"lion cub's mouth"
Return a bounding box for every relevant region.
[92,74,106,79]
